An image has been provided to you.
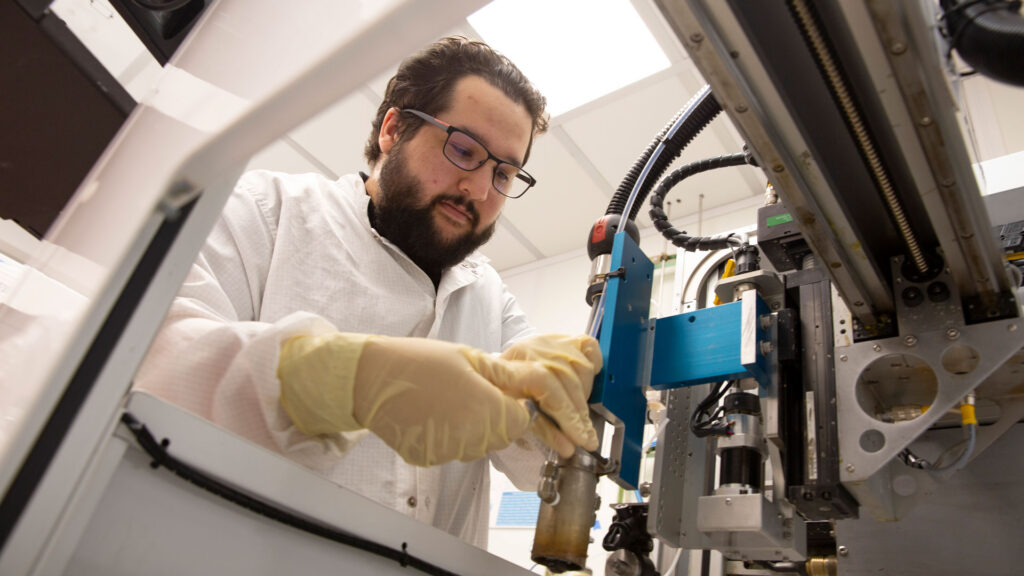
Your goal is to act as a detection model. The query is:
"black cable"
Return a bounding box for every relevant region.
[690,381,734,438]
[119,412,459,576]
[132,0,195,10]
[605,87,722,221]
[648,151,757,252]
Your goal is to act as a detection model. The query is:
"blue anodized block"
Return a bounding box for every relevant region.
[591,231,652,490]
[649,290,770,390]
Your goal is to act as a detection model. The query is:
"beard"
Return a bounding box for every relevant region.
[373,141,496,277]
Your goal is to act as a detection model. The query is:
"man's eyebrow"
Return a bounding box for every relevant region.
[455,124,525,168]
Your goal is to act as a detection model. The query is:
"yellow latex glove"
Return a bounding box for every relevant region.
[499,334,602,457]
[278,333,531,467]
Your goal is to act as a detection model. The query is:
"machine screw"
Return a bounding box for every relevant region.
[772,163,785,173]
[845,464,856,473]
[839,355,848,362]
[872,344,882,352]
[760,341,774,355]
[946,328,960,340]
[725,498,733,506]
[919,116,933,126]
[1011,324,1019,332]
[904,335,918,346]
[838,546,849,557]
[891,42,907,54]
[736,104,748,113]
[639,482,652,498]
[690,32,704,43]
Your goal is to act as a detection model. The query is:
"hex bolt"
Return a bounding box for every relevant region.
[946,328,960,340]
[904,335,918,347]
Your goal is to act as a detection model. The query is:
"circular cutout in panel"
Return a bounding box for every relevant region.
[941,344,980,375]
[859,429,885,453]
[856,354,938,423]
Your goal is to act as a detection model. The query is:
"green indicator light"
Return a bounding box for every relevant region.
[766,213,793,227]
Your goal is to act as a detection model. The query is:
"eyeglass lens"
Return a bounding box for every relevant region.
[443,131,529,198]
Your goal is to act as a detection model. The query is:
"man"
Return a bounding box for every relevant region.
[135,36,601,548]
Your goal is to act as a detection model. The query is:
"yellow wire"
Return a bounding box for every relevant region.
[712,259,737,306]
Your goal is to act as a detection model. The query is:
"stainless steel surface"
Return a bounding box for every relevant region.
[696,492,807,562]
[715,412,763,453]
[834,424,1024,576]
[857,0,1013,305]
[531,451,600,573]
[714,270,785,308]
[647,385,713,551]
[790,0,928,275]
[653,0,893,324]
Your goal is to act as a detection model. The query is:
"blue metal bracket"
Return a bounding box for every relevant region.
[591,231,652,490]
[650,291,771,390]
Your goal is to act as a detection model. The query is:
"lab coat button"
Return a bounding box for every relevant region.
[407,496,417,508]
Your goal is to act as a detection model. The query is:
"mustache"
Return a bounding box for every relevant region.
[430,194,479,226]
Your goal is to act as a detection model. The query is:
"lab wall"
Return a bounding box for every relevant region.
[500,202,763,333]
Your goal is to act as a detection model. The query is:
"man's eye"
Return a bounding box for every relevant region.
[494,168,513,184]
[449,143,473,158]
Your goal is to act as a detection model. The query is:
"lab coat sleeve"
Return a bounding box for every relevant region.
[489,282,548,490]
[134,173,368,471]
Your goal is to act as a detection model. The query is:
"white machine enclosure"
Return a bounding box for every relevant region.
[0,2,542,575]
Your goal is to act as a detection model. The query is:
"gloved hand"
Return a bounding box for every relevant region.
[498,334,602,457]
[278,333,531,467]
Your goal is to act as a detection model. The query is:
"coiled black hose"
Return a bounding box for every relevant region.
[605,86,722,221]
[648,152,757,251]
[942,0,1024,86]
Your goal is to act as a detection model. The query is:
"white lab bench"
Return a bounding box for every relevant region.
[55,391,531,576]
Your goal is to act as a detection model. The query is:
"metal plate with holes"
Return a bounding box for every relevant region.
[647,385,714,550]
[835,317,1024,487]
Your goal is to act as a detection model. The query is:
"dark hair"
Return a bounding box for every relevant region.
[364,36,549,167]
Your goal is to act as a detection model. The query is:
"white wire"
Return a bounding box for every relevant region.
[661,547,685,576]
[616,84,713,235]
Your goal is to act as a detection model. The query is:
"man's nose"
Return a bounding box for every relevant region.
[458,164,493,202]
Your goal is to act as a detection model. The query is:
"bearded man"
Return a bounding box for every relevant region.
[135,36,602,549]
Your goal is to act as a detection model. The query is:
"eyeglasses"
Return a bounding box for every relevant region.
[400,109,536,199]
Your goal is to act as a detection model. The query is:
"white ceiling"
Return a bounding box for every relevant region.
[241,9,774,272]
[58,0,1024,273]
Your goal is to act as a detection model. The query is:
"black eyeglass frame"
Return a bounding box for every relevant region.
[399,108,537,199]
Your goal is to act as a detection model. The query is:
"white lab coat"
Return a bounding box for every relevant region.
[135,170,546,548]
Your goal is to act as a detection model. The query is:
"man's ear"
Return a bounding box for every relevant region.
[378,107,402,156]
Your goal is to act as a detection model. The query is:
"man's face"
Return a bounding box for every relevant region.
[371,75,534,272]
